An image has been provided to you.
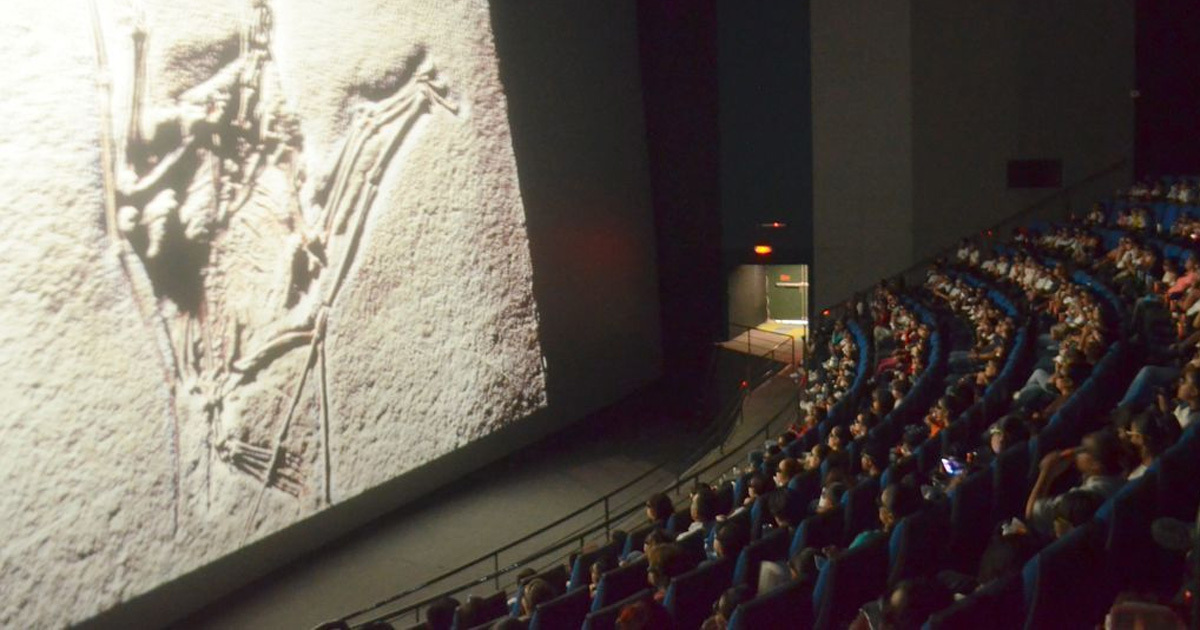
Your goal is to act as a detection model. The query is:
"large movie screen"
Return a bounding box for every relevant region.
[0,0,546,625]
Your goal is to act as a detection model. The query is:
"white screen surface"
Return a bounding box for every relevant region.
[0,1,546,626]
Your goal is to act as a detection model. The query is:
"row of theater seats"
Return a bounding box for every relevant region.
[377,188,1199,630]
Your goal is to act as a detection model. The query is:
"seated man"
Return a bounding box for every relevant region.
[1025,429,1126,537]
[774,457,803,489]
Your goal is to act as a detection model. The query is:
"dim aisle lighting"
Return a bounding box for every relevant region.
[754,244,773,255]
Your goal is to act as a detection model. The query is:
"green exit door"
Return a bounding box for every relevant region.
[766,264,809,323]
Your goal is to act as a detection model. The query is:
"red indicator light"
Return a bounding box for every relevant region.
[780,274,791,281]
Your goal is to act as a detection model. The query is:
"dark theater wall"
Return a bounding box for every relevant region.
[717,0,814,267]
[811,0,1132,308]
[1135,0,1200,178]
[911,0,1133,261]
[811,0,914,309]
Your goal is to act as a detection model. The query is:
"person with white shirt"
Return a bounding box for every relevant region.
[1026,430,1126,538]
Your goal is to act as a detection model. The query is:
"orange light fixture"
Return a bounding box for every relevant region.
[754,244,773,255]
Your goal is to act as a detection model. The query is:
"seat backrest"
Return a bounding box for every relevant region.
[991,440,1030,523]
[528,586,589,630]
[923,573,1023,630]
[748,495,769,540]
[812,533,889,630]
[581,588,654,630]
[841,477,881,546]
[732,527,790,591]
[887,507,950,589]
[947,469,994,574]
[788,469,821,510]
[1154,428,1200,522]
[569,542,621,591]
[621,524,655,560]
[1021,520,1114,630]
[790,505,844,558]
[663,557,735,630]
[666,506,693,536]
[511,564,570,617]
[713,480,735,516]
[1097,473,1178,595]
[913,439,943,475]
[727,578,814,630]
[591,557,649,612]
[676,526,708,558]
[451,591,509,630]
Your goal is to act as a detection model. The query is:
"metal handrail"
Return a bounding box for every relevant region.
[359,384,799,627]
[341,343,797,626]
[339,410,728,624]
[343,350,801,624]
[727,321,801,363]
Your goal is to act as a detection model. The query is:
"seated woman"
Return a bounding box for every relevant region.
[1124,410,1178,480]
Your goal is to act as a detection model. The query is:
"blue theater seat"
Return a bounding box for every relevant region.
[727,578,814,630]
[1154,426,1200,522]
[666,507,693,536]
[621,524,654,560]
[663,557,735,630]
[581,588,654,630]
[748,495,769,540]
[788,469,821,510]
[590,557,649,612]
[887,507,950,589]
[1022,520,1113,629]
[732,527,790,591]
[841,477,881,546]
[790,505,844,558]
[991,441,1030,523]
[528,585,589,630]
[451,591,509,630]
[947,469,994,574]
[1096,474,1160,593]
[509,565,570,617]
[922,573,1023,630]
[569,542,622,591]
[913,439,942,474]
[812,533,888,630]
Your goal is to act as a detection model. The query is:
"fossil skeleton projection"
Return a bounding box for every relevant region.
[90,0,459,535]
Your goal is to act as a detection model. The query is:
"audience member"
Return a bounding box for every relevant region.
[1026,430,1126,537]
[645,493,674,530]
[699,585,752,630]
[712,520,750,561]
[425,596,459,630]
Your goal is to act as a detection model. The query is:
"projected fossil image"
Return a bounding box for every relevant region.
[0,1,547,623]
[96,0,466,535]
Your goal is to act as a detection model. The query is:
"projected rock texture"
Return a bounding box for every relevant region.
[0,0,546,626]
